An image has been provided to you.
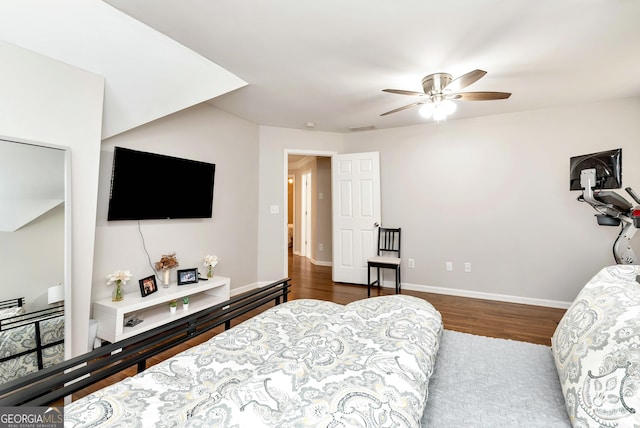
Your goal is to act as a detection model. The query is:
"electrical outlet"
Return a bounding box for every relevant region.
[270,205,279,214]
[446,261,453,271]
[319,243,324,251]
[464,262,472,273]
[408,258,415,268]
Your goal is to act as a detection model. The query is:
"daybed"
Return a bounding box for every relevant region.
[0,298,64,384]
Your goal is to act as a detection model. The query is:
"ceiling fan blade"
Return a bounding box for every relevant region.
[380,102,422,116]
[450,91,512,101]
[382,89,426,96]
[443,69,487,92]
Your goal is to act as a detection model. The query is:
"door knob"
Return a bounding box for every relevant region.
[374,222,380,227]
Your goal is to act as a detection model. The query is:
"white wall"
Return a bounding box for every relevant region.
[0,41,104,357]
[343,97,640,305]
[94,104,260,301]
[257,127,343,280]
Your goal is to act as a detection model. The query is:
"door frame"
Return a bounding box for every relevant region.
[288,174,295,252]
[301,170,312,257]
[283,149,337,276]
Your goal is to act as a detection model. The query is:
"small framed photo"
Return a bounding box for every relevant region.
[139,275,158,297]
[177,268,199,285]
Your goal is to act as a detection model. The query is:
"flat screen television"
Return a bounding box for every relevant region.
[569,148,622,191]
[108,147,215,220]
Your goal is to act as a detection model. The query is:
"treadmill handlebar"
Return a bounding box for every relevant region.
[625,187,640,205]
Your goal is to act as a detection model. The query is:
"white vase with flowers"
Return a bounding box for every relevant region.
[203,254,219,278]
[106,269,132,302]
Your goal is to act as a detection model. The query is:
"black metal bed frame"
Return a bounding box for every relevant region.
[0,305,65,371]
[0,278,291,406]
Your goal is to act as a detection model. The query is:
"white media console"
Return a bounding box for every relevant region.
[93,276,231,343]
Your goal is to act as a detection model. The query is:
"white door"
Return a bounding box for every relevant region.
[332,152,381,284]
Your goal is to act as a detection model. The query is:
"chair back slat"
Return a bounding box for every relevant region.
[378,227,401,257]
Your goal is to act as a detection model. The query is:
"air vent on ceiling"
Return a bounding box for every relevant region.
[349,125,376,132]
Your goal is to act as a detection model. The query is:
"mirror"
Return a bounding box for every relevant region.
[0,138,70,384]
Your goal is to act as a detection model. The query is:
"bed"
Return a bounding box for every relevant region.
[64,294,443,427]
[0,298,64,384]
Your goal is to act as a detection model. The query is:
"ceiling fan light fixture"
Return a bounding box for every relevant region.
[432,105,448,122]
[420,99,456,122]
[419,103,435,118]
[442,99,457,115]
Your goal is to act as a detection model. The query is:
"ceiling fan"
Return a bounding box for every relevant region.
[381,69,511,121]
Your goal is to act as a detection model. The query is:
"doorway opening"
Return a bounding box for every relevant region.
[285,150,335,275]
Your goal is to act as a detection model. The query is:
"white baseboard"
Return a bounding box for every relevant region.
[376,280,571,309]
[230,282,264,296]
[291,253,332,267]
[231,280,293,297]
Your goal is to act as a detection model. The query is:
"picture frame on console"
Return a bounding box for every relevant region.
[177,268,198,285]
[139,275,158,297]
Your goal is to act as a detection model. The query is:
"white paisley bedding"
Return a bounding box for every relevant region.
[551,264,640,427]
[64,295,443,427]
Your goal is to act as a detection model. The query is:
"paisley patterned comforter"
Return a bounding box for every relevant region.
[64,295,443,427]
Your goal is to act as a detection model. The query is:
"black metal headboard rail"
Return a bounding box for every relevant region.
[0,305,64,331]
[0,297,25,310]
[0,278,291,407]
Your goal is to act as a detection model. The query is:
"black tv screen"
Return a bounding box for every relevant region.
[108,147,215,220]
[569,148,622,191]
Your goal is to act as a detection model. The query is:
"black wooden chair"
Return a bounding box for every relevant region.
[367,227,401,297]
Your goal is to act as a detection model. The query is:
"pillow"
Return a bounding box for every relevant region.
[552,265,640,427]
[0,306,25,320]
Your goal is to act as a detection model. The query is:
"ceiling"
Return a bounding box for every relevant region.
[104,0,640,133]
[0,1,246,140]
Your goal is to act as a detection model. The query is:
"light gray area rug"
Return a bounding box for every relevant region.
[421,330,571,427]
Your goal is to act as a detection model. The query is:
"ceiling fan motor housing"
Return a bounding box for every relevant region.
[422,73,453,94]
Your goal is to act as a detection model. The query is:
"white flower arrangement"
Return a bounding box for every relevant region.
[203,255,219,268]
[106,269,132,286]
[203,255,219,278]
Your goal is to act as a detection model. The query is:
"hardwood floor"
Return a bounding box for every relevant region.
[288,252,566,346]
[67,252,566,402]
